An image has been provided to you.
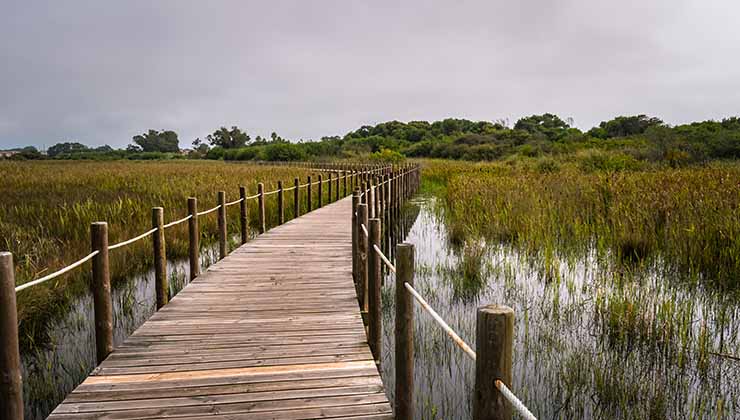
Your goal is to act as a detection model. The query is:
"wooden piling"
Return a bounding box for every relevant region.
[318,175,323,208]
[0,253,22,420]
[258,183,266,234]
[217,191,227,260]
[474,305,514,420]
[335,172,340,201]
[278,181,285,224]
[239,186,248,244]
[328,173,332,203]
[356,203,368,312]
[395,243,414,420]
[152,207,168,309]
[91,222,113,364]
[352,190,359,283]
[294,178,300,218]
[188,197,200,280]
[307,176,312,212]
[368,218,382,363]
[343,171,347,197]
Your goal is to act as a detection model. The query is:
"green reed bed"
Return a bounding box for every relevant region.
[0,160,318,350]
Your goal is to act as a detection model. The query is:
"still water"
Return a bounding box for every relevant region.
[381,197,739,419]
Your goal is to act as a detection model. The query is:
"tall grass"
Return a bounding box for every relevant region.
[0,160,317,350]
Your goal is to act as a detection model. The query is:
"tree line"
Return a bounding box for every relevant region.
[5,114,740,165]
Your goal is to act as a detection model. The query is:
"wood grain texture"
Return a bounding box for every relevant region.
[49,197,391,420]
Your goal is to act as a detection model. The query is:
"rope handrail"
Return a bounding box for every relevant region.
[246,193,260,200]
[361,223,368,238]
[372,244,395,273]
[403,282,477,359]
[163,215,192,229]
[282,186,296,192]
[197,205,221,216]
[496,380,538,420]
[109,227,159,249]
[225,198,244,207]
[299,183,311,188]
[15,251,99,293]
[263,189,279,196]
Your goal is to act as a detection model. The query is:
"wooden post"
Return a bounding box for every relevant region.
[335,172,340,201]
[294,178,300,218]
[258,183,266,234]
[278,181,285,224]
[307,176,313,212]
[328,173,332,203]
[369,180,376,219]
[343,171,347,197]
[91,222,113,364]
[217,191,227,260]
[188,197,200,280]
[474,305,514,420]
[356,203,368,312]
[0,253,22,420]
[152,207,168,309]
[239,186,248,244]
[368,218,382,363]
[395,243,414,420]
[318,175,323,208]
[352,190,359,282]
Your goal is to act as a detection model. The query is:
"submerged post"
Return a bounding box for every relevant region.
[0,253,22,420]
[294,177,300,218]
[258,183,266,234]
[188,197,200,280]
[152,207,168,308]
[91,222,113,364]
[239,186,248,244]
[217,191,227,259]
[356,203,368,312]
[474,305,514,420]
[395,243,415,420]
[368,218,382,363]
[278,181,285,224]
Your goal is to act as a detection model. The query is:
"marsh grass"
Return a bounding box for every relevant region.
[0,160,318,351]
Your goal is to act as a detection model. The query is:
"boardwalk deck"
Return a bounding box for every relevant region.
[48,197,393,420]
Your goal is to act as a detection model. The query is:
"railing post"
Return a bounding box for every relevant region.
[188,197,200,280]
[474,305,514,420]
[335,172,340,201]
[307,176,312,212]
[294,178,300,218]
[152,207,168,309]
[0,253,22,420]
[318,175,323,208]
[239,186,248,244]
[369,180,376,219]
[91,222,113,364]
[356,203,368,312]
[343,171,347,197]
[217,191,227,260]
[258,183,266,234]
[278,181,285,224]
[352,190,359,282]
[328,173,332,203]
[368,218,382,364]
[395,243,415,420]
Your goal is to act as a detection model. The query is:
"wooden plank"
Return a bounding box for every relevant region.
[49,197,391,419]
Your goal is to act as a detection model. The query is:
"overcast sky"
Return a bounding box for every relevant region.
[1,1,739,149]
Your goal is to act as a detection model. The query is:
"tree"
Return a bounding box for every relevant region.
[47,142,89,157]
[10,146,43,160]
[206,126,250,149]
[514,114,571,141]
[589,115,663,138]
[131,130,180,152]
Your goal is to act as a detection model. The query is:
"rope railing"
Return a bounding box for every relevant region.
[163,215,192,229]
[109,227,159,249]
[373,244,396,273]
[14,251,99,293]
[224,198,244,207]
[197,204,221,216]
[246,193,260,200]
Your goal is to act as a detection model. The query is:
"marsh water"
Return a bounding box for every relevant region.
[22,196,740,419]
[380,196,739,419]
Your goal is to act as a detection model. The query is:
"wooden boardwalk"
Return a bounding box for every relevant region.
[48,197,393,420]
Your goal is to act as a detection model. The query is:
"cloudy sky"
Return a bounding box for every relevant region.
[1,0,739,149]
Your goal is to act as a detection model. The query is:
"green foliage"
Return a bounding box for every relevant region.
[206,126,250,149]
[369,148,405,163]
[514,113,572,141]
[589,115,663,139]
[130,129,180,153]
[47,142,88,157]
